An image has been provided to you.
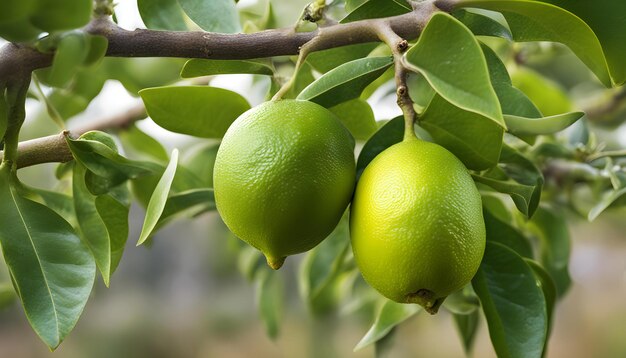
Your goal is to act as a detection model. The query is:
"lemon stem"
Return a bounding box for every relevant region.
[272,40,314,101]
[375,24,418,142]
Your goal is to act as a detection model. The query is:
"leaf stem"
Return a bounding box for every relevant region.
[271,49,309,101]
[375,24,418,141]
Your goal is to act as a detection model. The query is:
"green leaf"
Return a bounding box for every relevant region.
[499,144,544,216]
[484,207,533,258]
[299,216,351,315]
[407,72,436,110]
[474,174,536,217]
[297,57,393,108]
[356,116,404,178]
[481,43,542,118]
[421,94,504,170]
[73,163,116,286]
[361,66,394,100]
[0,167,95,349]
[477,144,544,217]
[307,43,380,73]
[443,285,480,315]
[341,0,410,23]
[0,17,41,42]
[239,0,273,32]
[183,142,220,188]
[31,0,92,33]
[137,0,187,31]
[156,188,215,231]
[345,0,367,12]
[256,270,283,339]
[237,243,264,281]
[67,136,157,195]
[458,0,612,86]
[588,186,626,221]
[404,13,504,127]
[354,299,420,351]
[119,124,169,163]
[181,59,273,78]
[525,259,557,357]
[527,206,571,296]
[453,310,480,354]
[31,188,76,225]
[0,283,16,310]
[472,242,547,358]
[540,0,626,85]
[44,70,107,120]
[138,149,179,245]
[95,193,130,277]
[178,0,240,33]
[140,86,250,138]
[130,164,205,208]
[102,58,187,95]
[329,99,378,141]
[48,32,89,88]
[452,9,512,40]
[0,0,35,24]
[504,112,584,136]
[511,68,572,116]
[83,35,109,68]
[481,193,512,222]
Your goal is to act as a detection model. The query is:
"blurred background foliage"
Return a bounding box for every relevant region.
[1,0,626,357]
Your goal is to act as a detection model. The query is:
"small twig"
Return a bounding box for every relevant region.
[376,24,417,141]
[586,149,626,163]
[271,46,311,101]
[543,160,605,186]
[71,103,146,134]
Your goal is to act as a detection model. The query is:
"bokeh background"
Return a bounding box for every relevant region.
[1,1,626,357]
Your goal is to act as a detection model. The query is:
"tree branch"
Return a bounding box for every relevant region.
[0,3,437,82]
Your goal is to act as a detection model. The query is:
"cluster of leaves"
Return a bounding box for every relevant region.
[1,0,626,356]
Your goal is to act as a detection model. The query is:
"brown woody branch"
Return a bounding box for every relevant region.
[0,3,438,82]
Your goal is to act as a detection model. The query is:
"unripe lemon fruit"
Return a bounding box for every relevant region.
[214,99,356,270]
[350,139,485,313]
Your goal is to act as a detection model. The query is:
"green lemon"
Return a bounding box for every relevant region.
[350,139,485,314]
[214,99,356,270]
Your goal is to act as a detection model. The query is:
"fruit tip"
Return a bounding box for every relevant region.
[266,256,286,270]
[406,289,446,315]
